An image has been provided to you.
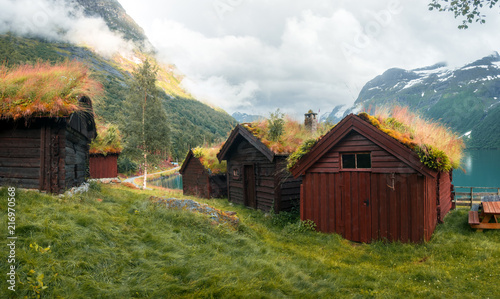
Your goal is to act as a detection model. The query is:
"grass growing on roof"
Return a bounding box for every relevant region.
[89,122,123,155]
[359,107,465,172]
[192,145,227,174]
[0,61,103,120]
[1,185,498,298]
[242,117,330,154]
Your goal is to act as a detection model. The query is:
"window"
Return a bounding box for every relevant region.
[341,153,371,169]
[233,167,240,179]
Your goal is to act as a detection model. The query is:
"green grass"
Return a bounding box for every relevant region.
[1,185,499,298]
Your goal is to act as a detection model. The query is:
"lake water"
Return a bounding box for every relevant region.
[149,174,183,189]
[453,150,500,188]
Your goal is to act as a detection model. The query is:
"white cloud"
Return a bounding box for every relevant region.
[0,0,135,57]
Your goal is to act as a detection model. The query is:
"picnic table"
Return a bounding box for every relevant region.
[469,195,500,231]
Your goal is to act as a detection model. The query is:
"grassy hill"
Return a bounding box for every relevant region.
[0,34,238,160]
[1,185,499,298]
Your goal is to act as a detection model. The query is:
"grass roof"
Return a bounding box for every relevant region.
[359,107,464,172]
[0,61,103,120]
[192,145,227,174]
[242,117,330,155]
[89,122,123,155]
[288,107,464,172]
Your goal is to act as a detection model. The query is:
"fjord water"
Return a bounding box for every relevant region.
[453,150,500,188]
[150,174,183,189]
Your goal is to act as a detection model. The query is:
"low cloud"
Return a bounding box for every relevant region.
[0,0,134,57]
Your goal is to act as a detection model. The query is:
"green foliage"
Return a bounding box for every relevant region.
[117,155,138,174]
[0,186,499,298]
[415,145,453,172]
[429,0,499,29]
[191,146,227,174]
[89,123,123,155]
[121,60,171,162]
[287,138,318,169]
[267,109,285,142]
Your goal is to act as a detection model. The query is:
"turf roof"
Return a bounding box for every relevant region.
[89,122,123,155]
[0,61,102,120]
[192,146,227,174]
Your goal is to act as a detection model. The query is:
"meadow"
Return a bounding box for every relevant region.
[1,184,499,298]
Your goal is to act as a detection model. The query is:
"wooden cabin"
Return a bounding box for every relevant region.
[0,61,100,193]
[0,97,96,193]
[89,123,122,179]
[290,114,454,243]
[217,124,302,212]
[180,149,227,199]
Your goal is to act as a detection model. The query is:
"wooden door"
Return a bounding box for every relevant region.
[244,165,256,208]
[341,172,372,243]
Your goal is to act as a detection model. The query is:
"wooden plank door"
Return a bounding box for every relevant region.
[341,172,372,243]
[244,165,256,208]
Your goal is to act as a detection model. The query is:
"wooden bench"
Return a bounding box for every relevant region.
[469,211,480,226]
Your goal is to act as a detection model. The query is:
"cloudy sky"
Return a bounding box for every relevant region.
[117,0,500,118]
[3,0,499,118]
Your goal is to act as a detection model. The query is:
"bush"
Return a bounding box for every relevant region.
[117,155,137,174]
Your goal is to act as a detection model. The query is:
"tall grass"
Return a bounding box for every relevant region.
[358,107,464,171]
[0,61,103,120]
[1,185,498,298]
[89,121,123,155]
[243,117,330,154]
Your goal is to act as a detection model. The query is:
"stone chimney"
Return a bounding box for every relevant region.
[304,110,318,132]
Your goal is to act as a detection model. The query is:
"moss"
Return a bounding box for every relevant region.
[415,145,452,172]
[287,139,318,170]
[191,146,227,174]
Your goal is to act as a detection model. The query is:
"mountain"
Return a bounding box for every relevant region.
[74,0,149,45]
[336,52,500,149]
[321,104,349,124]
[231,112,263,123]
[0,0,238,160]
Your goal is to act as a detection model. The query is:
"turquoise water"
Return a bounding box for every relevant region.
[453,150,500,188]
[150,174,183,189]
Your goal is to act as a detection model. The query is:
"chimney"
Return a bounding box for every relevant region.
[304,110,318,132]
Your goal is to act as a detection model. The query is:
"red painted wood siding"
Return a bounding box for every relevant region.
[89,154,118,179]
[300,131,440,243]
[437,171,452,222]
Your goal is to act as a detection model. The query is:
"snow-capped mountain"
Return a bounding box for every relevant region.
[332,52,500,149]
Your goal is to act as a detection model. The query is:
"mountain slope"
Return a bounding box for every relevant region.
[0,0,237,160]
[334,53,500,149]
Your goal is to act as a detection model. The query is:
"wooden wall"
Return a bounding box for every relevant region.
[208,174,227,198]
[227,138,275,211]
[0,122,42,189]
[64,127,89,188]
[437,171,453,222]
[300,131,439,243]
[1,118,93,193]
[182,156,210,198]
[89,154,118,179]
[226,139,300,212]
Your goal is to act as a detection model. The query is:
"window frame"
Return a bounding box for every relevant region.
[341,152,372,171]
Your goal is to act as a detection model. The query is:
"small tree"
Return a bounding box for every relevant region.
[122,59,170,188]
[268,109,285,142]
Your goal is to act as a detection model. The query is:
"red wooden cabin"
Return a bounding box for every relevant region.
[89,154,119,179]
[290,114,453,243]
[180,149,227,199]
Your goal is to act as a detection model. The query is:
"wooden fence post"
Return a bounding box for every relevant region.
[470,187,473,207]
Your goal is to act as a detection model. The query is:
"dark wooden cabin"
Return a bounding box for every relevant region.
[180,149,227,199]
[217,124,301,212]
[0,97,97,193]
[290,114,453,243]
